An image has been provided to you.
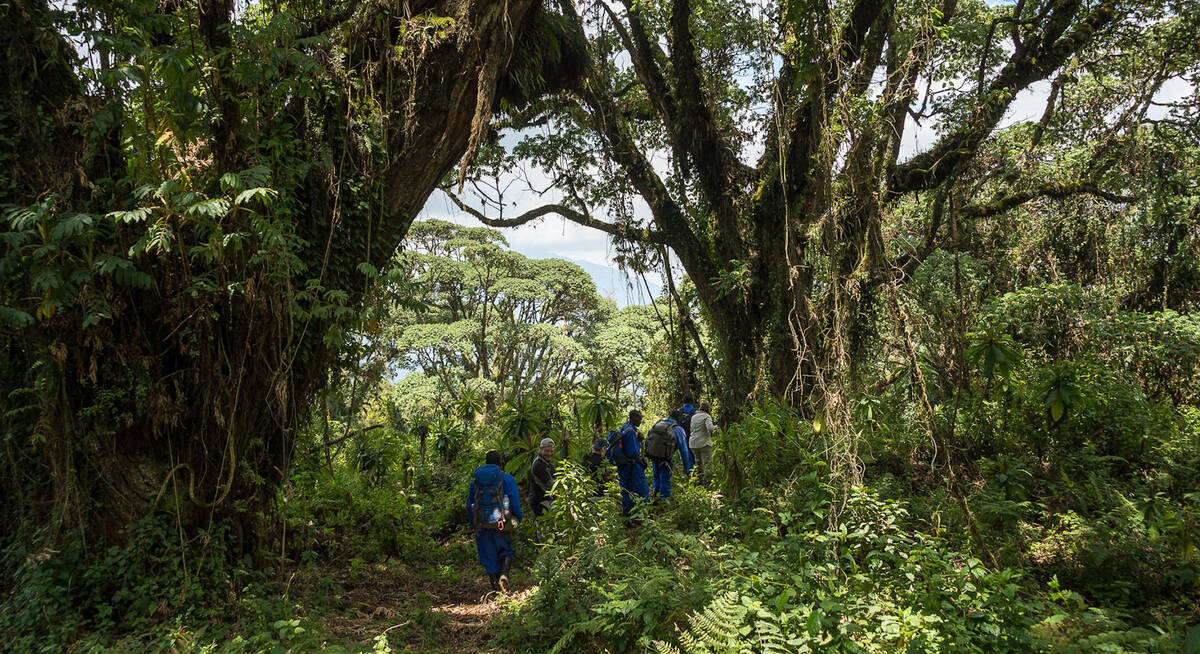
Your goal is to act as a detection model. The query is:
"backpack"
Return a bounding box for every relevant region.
[679,406,697,439]
[583,451,603,474]
[644,420,676,461]
[605,429,631,465]
[472,467,511,530]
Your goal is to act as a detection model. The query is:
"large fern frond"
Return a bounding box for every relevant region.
[664,590,797,654]
[676,591,751,654]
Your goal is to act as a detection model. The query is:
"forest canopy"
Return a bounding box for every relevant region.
[450,0,1200,426]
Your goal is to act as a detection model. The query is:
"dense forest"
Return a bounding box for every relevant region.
[2,0,1199,651]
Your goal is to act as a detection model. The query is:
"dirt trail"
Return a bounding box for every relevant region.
[316,560,533,653]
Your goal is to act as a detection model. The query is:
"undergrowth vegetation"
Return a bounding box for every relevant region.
[500,396,1198,653]
[0,415,483,652]
[0,518,331,653]
[6,277,1200,652]
[3,381,1198,652]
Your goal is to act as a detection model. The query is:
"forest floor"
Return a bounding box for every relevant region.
[300,556,533,653]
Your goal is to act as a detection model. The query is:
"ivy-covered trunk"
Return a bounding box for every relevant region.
[0,0,572,551]
[706,306,763,425]
[696,249,824,424]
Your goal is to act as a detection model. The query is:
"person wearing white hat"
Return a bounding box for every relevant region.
[530,438,555,517]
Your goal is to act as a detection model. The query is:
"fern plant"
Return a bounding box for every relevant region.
[653,591,790,654]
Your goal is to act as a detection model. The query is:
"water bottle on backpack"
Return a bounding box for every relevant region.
[500,494,511,529]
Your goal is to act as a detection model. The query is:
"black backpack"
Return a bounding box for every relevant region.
[605,429,629,465]
[679,406,696,439]
[644,420,675,461]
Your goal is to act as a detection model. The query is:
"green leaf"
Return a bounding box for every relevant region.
[241,165,271,187]
[219,172,242,192]
[185,198,231,219]
[50,213,93,241]
[93,254,132,276]
[235,187,279,206]
[114,265,153,289]
[1186,623,1200,654]
[1049,399,1064,423]
[0,306,34,328]
[107,208,153,224]
[31,268,62,293]
[154,179,179,200]
[7,207,39,231]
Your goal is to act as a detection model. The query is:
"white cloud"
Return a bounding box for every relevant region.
[1149,77,1196,120]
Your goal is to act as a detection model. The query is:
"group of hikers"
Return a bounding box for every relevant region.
[466,394,718,591]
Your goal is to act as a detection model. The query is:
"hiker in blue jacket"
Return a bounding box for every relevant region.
[672,409,695,476]
[649,409,694,500]
[467,450,523,591]
[677,393,697,451]
[679,394,697,427]
[612,410,650,515]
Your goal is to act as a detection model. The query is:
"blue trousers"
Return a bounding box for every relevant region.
[651,459,672,499]
[617,463,649,514]
[474,528,514,574]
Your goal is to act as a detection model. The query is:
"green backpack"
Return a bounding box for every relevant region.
[643,419,675,461]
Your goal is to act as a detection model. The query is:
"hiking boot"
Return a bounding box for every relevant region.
[488,573,500,591]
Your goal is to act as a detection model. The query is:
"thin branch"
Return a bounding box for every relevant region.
[1030,63,1071,148]
[764,0,891,214]
[959,181,1141,219]
[669,0,749,216]
[442,188,668,244]
[571,64,713,287]
[879,0,958,180]
[977,17,1013,100]
[307,423,385,454]
[835,0,891,77]
[890,0,1121,197]
[660,244,718,387]
[298,0,358,39]
[602,1,675,126]
[493,97,572,131]
[1010,0,1027,48]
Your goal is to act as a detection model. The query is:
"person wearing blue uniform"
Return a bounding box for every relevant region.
[650,409,694,500]
[613,410,650,515]
[677,394,697,448]
[679,394,697,425]
[468,450,523,591]
[671,410,695,477]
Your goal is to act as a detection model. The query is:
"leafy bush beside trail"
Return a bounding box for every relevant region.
[505,471,1041,653]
